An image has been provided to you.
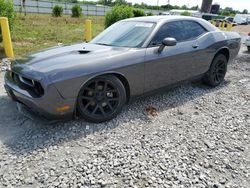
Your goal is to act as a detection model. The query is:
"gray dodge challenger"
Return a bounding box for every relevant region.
[4,16,241,122]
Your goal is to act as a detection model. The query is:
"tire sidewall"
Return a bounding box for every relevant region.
[205,54,228,87]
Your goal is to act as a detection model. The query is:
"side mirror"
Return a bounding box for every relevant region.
[158,37,177,53]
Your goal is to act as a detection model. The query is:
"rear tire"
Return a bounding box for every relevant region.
[203,54,228,87]
[248,46,250,52]
[77,75,126,123]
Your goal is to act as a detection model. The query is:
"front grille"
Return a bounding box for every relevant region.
[11,72,44,98]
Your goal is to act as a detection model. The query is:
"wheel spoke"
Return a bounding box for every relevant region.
[108,98,119,101]
[85,87,94,92]
[218,62,225,67]
[214,74,217,82]
[83,101,92,111]
[103,82,108,91]
[91,105,98,115]
[107,101,114,111]
[99,105,106,116]
[218,68,225,72]
[217,72,224,78]
[215,74,220,82]
[107,89,117,93]
[81,96,92,101]
[95,81,99,92]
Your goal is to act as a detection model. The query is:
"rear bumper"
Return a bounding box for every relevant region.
[4,71,76,120]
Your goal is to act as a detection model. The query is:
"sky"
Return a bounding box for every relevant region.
[102,0,250,12]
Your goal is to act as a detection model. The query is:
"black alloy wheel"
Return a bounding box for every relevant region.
[203,54,228,87]
[77,75,126,123]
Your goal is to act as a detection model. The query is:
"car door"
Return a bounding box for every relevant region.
[144,20,208,92]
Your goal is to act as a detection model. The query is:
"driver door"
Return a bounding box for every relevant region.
[144,20,207,92]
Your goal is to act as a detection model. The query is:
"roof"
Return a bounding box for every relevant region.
[122,16,218,32]
[170,9,199,13]
[123,16,203,23]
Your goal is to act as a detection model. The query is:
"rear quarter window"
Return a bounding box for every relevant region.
[181,20,207,41]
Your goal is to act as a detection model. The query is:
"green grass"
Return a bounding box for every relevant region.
[1,14,105,58]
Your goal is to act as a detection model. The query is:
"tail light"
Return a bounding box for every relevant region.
[248,32,250,36]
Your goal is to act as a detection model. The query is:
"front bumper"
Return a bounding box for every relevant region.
[4,71,76,120]
[246,36,250,47]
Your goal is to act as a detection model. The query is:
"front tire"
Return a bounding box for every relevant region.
[77,75,126,123]
[203,54,228,87]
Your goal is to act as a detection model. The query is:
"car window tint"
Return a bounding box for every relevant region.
[181,21,207,41]
[150,20,207,46]
[150,22,183,45]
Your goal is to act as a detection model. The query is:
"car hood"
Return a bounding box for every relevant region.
[11,43,130,78]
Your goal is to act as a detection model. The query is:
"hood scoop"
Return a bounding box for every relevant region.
[78,50,91,54]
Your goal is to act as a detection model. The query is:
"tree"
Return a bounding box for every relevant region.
[98,0,113,6]
[114,0,127,5]
[181,5,188,10]
[219,7,237,16]
[105,5,133,27]
[0,0,15,32]
[181,11,191,16]
[190,5,199,10]
[242,9,248,14]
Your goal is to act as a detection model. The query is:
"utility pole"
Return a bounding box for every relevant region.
[201,0,213,13]
[157,0,160,13]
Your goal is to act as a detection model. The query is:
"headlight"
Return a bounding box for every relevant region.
[1,58,12,72]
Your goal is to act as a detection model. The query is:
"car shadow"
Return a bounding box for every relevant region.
[0,80,230,156]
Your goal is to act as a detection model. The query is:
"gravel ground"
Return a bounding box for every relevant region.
[232,25,250,35]
[0,45,249,188]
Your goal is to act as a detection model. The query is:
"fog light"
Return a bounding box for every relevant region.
[56,105,70,112]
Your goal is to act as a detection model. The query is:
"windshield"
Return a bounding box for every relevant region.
[90,21,156,48]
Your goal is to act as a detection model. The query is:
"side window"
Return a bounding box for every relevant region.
[150,22,183,46]
[150,20,207,46]
[181,21,207,41]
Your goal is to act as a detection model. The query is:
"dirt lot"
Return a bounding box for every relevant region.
[231,25,250,35]
[0,45,249,187]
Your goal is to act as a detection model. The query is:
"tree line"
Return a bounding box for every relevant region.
[54,0,248,16]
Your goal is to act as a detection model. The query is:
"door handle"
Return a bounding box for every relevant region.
[192,44,199,48]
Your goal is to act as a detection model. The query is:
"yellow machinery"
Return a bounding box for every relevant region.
[210,20,233,31]
[0,17,14,58]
